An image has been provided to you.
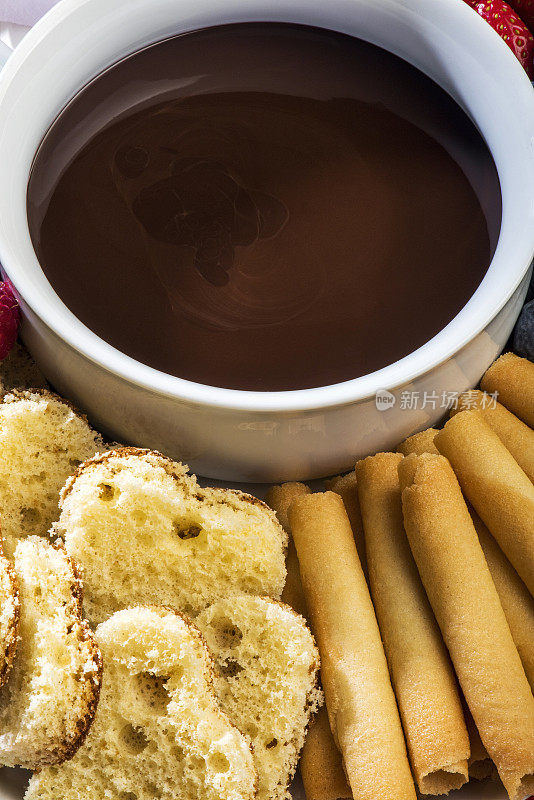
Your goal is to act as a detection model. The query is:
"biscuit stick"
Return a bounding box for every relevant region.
[435,410,534,595]
[399,454,534,800]
[463,702,493,781]
[395,430,507,778]
[452,390,534,482]
[325,472,366,575]
[356,453,469,795]
[266,484,351,800]
[480,353,534,429]
[290,492,416,800]
[397,428,439,456]
[299,708,352,800]
[394,428,534,698]
[395,424,498,779]
[266,483,310,617]
[392,426,534,701]
[471,511,534,691]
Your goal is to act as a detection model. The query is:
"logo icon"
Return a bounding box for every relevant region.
[375,389,396,411]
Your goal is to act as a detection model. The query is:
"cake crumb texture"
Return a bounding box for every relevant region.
[24,606,257,800]
[0,536,102,769]
[0,390,104,555]
[197,595,322,800]
[59,448,287,625]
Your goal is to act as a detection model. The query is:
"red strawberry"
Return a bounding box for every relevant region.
[463,0,534,78]
[0,281,21,360]
[507,0,534,34]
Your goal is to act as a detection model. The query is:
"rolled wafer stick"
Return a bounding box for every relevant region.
[394,427,513,779]
[299,707,352,800]
[471,511,534,691]
[451,390,534,482]
[325,472,366,575]
[355,453,469,795]
[391,426,534,693]
[397,428,440,456]
[266,482,310,618]
[266,483,351,800]
[398,453,534,800]
[289,492,416,800]
[463,702,493,781]
[394,432,517,778]
[266,482,310,535]
[480,353,534,429]
[434,410,534,595]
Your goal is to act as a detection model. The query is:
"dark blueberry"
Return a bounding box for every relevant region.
[513,299,534,361]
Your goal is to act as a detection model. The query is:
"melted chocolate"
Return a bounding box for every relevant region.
[27,24,501,391]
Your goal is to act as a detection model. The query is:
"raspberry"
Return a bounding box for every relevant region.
[0,281,21,360]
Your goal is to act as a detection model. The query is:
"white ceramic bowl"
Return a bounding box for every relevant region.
[0,0,533,482]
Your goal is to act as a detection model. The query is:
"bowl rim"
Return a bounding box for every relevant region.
[0,0,534,414]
